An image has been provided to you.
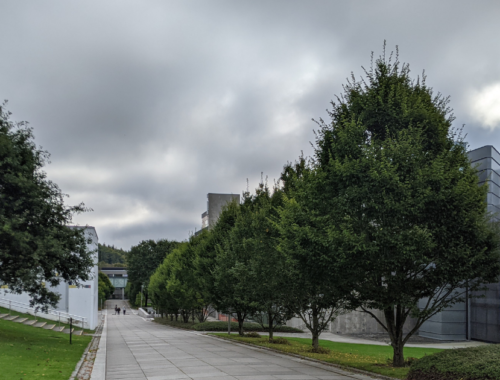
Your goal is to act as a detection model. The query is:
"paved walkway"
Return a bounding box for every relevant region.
[105,301,378,380]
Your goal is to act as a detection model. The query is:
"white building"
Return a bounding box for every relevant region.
[0,226,99,330]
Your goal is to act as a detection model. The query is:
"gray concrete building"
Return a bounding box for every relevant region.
[196,193,240,234]
[101,267,128,300]
[418,145,500,342]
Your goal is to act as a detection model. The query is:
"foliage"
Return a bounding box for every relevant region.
[126,239,179,306]
[211,199,259,335]
[98,243,128,266]
[407,345,500,380]
[0,315,91,379]
[278,169,358,350]
[0,103,94,310]
[98,272,115,305]
[286,47,500,366]
[213,334,442,379]
[153,318,303,332]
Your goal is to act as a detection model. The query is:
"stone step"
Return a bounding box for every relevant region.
[3,315,19,321]
[73,330,83,336]
[23,320,37,326]
[53,326,65,332]
[62,328,74,334]
[13,317,28,323]
[43,324,56,330]
[0,313,8,319]
[33,322,46,328]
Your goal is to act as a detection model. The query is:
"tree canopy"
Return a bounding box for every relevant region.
[294,48,500,366]
[0,103,94,309]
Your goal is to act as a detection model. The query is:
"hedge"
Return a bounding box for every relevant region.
[193,321,303,333]
[153,318,303,333]
[407,344,500,380]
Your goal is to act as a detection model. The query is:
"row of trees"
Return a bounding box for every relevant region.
[98,272,115,307]
[145,49,500,367]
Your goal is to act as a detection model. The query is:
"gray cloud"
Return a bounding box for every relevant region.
[1,0,499,249]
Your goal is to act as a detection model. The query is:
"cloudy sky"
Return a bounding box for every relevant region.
[1,1,499,249]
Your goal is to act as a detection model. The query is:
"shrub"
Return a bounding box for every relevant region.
[192,321,303,332]
[407,344,500,380]
[245,332,261,338]
[308,346,330,354]
[269,337,290,345]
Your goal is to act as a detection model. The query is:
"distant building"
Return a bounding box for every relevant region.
[100,267,128,300]
[196,193,240,235]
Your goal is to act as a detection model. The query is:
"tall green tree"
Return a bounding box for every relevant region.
[211,199,260,335]
[98,272,115,306]
[126,239,178,306]
[229,183,292,340]
[277,180,358,350]
[0,103,94,310]
[306,48,500,366]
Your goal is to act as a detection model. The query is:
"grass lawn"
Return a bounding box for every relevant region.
[212,334,443,379]
[0,310,92,379]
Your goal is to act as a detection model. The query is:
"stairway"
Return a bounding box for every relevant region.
[0,313,84,335]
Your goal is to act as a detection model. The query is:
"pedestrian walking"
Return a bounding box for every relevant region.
[123,308,126,315]
[114,305,118,315]
[117,307,121,315]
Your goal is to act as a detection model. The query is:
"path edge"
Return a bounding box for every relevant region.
[90,311,107,380]
[205,333,394,380]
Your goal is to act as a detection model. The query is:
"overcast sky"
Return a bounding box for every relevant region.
[1,1,500,249]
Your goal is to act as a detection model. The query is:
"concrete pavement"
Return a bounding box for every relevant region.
[105,300,380,380]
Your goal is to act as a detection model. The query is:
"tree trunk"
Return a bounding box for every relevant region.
[384,305,406,367]
[268,311,274,341]
[312,332,319,350]
[236,311,245,336]
[192,309,195,323]
[312,308,319,350]
[175,313,178,321]
[392,340,405,367]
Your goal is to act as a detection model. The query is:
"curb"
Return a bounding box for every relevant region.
[206,334,395,380]
[69,315,105,380]
[90,311,107,380]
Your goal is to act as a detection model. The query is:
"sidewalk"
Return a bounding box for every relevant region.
[103,300,381,380]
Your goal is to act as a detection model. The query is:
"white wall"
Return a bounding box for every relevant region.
[0,226,99,330]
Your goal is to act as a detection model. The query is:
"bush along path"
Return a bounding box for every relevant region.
[153,318,303,333]
[407,344,500,380]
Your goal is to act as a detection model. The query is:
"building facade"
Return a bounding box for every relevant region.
[196,193,240,235]
[100,267,128,299]
[418,145,500,341]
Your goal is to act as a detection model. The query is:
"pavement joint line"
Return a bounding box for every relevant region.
[204,334,393,380]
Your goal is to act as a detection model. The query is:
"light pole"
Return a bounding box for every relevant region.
[140,284,144,308]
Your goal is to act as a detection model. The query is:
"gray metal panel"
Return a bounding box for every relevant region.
[468,146,500,343]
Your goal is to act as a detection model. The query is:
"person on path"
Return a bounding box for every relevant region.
[114,305,118,315]
[123,308,126,315]
[117,307,121,315]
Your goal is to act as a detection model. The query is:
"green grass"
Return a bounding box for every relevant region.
[211,334,443,379]
[0,316,92,380]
